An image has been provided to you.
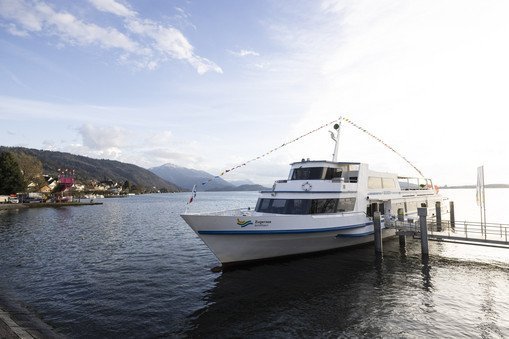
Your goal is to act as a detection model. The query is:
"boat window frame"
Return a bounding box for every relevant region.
[291,167,326,180]
[255,197,357,215]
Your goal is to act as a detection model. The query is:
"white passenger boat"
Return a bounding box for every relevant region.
[181,122,447,265]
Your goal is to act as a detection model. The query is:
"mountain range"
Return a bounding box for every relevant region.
[149,163,269,191]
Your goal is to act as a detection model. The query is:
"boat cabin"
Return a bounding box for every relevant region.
[255,159,441,218]
[289,160,360,183]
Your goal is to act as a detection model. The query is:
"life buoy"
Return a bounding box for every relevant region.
[301,182,312,191]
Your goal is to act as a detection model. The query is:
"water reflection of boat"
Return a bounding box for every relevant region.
[183,243,419,337]
[181,120,448,266]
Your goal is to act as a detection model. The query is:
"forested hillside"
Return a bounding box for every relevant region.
[0,147,180,192]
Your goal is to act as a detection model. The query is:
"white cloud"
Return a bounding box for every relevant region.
[230,49,260,57]
[92,0,222,74]
[125,18,222,74]
[0,0,43,31]
[78,123,127,150]
[145,130,173,145]
[88,0,136,18]
[0,0,139,51]
[0,0,221,74]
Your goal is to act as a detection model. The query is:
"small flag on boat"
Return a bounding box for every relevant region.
[188,185,197,204]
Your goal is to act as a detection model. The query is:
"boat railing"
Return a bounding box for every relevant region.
[193,209,368,218]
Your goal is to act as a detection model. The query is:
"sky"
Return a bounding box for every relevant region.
[0,0,508,186]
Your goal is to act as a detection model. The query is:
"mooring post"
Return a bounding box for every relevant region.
[418,207,429,255]
[373,211,383,254]
[449,201,455,230]
[435,201,442,232]
[399,233,406,248]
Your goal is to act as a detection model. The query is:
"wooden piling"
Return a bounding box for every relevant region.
[449,201,455,229]
[435,201,442,232]
[373,211,383,254]
[418,207,429,255]
[399,234,406,248]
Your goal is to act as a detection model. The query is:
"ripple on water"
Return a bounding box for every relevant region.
[1,192,509,338]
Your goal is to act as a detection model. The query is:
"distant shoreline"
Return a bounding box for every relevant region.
[0,202,103,210]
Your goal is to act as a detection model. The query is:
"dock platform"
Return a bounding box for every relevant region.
[391,219,509,249]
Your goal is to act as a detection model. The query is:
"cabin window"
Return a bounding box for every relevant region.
[324,168,343,180]
[258,198,271,211]
[255,198,356,214]
[338,198,356,212]
[271,199,286,213]
[382,178,396,189]
[291,167,324,180]
[368,177,383,189]
[311,199,337,214]
[285,199,311,215]
[399,178,420,190]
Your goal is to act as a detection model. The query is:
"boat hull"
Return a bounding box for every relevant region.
[181,212,395,264]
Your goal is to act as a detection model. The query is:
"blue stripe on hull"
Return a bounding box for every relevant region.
[197,222,374,235]
[336,231,375,238]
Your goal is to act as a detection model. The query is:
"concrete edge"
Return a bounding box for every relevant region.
[0,307,34,339]
[0,295,65,339]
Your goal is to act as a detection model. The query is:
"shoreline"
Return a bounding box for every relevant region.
[0,202,103,210]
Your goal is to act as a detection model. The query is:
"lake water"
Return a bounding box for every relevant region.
[0,190,508,337]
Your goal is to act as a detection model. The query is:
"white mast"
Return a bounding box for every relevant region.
[330,118,342,162]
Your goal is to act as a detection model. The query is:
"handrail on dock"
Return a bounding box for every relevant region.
[389,218,509,246]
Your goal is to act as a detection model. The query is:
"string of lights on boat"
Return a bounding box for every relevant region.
[198,116,425,188]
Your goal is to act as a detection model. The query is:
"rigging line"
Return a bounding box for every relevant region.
[340,117,425,178]
[199,117,341,186]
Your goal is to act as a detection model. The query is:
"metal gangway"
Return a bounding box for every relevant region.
[392,219,509,249]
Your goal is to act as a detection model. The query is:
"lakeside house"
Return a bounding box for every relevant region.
[2,169,128,204]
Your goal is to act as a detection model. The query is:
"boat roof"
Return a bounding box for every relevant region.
[289,160,361,166]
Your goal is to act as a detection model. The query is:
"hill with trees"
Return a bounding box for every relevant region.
[0,147,180,193]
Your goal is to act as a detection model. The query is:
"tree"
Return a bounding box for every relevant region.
[10,151,44,189]
[0,152,25,194]
[122,180,131,192]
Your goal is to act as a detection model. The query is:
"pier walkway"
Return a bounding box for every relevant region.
[391,219,509,249]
